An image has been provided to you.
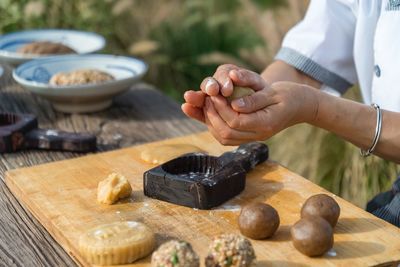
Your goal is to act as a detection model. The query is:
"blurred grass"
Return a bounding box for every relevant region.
[1,0,398,208]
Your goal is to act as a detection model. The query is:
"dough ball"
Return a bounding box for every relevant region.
[205,234,256,267]
[17,41,76,55]
[97,172,132,205]
[238,202,280,239]
[141,144,204,164]
[291,216,334,257]
[49,69,115,86]
[151,240,199,267]
[226,87,255,102]
[301,194,340,227]
[79,221,155,265]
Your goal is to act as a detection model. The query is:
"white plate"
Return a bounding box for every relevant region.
[13,54,148,113]
[0,29,105,65]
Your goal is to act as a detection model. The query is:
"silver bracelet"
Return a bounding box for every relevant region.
[360,103,382,157]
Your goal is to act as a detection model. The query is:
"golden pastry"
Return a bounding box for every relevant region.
[79,221,155,265]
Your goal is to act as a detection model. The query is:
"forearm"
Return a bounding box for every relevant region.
[309,88,400,163]
[261,60,322,89]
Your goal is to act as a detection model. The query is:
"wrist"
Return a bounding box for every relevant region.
[300,85,320,124]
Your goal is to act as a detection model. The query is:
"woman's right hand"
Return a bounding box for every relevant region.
[181,64,267,122]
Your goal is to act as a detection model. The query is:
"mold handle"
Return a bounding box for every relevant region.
[217,142,269,172]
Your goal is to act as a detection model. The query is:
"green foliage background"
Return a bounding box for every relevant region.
[1,0,398,208]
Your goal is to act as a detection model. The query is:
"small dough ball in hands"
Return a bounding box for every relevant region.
[79,221,155,265]
[238,202,280,239]
[151,240,200,267]
[97,172,132,204]
[205,234,256,267]
[291,216,334,257]
[226,87,255,102]
[17,41,76,55]
[301,194,341,227]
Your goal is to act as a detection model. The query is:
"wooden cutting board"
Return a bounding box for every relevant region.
[5,131,400,267]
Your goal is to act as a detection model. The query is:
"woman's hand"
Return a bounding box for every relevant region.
[181,64,266,122]
[204,81,319,145]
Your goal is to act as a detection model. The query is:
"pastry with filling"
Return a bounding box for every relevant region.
[141,144,204,165]
[17,41,76,55]
[151,240,199,267]
[49,69,115,86]
[238,202,280,240]
[97,172,132,205]
[79,221,155,265]
[205,234,256,267]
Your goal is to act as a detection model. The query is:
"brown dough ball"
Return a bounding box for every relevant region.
[301,194,340,227]
[238,202,280,239]
[291,216,334,257]
[226,86,255,102]
[17,41,76,55]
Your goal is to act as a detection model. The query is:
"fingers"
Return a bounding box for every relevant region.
[200,64,240,97]
[214,64,239,97]
[184,90,205,107]
[229,69,267,91]
[231,88,277,113]
[209,95,262,131]
[204,98,257,145]
[200,77,220,96]
[181,103,205,122]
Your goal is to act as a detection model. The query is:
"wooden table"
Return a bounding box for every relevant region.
[2,63,400,267]
[0,63,205,267]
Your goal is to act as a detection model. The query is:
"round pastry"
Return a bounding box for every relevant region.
[301,194,341,227]
[226,86,255,102]
[49,69,115,86]
[17,41,76,55]
[79,221,155,265]
[205,234,256,267]
[238,202,280,239]
[151,240,200,267]
[291,216,334,257]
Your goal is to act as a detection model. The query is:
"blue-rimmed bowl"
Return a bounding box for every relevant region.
[0,29,105,65]
[13,54,148,113]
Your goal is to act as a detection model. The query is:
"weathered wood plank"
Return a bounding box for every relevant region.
[0,63,205,267]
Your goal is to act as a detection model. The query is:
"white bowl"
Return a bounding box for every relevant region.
[0,29,105,65]
[13,54,148,113]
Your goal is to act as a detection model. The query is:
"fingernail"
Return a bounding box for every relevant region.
[205,79,214,94]
[234,98,245,107]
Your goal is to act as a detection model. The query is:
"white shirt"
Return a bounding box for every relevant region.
[275,0,400,112]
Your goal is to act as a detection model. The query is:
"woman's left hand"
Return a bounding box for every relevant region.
[204,81,319,145]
